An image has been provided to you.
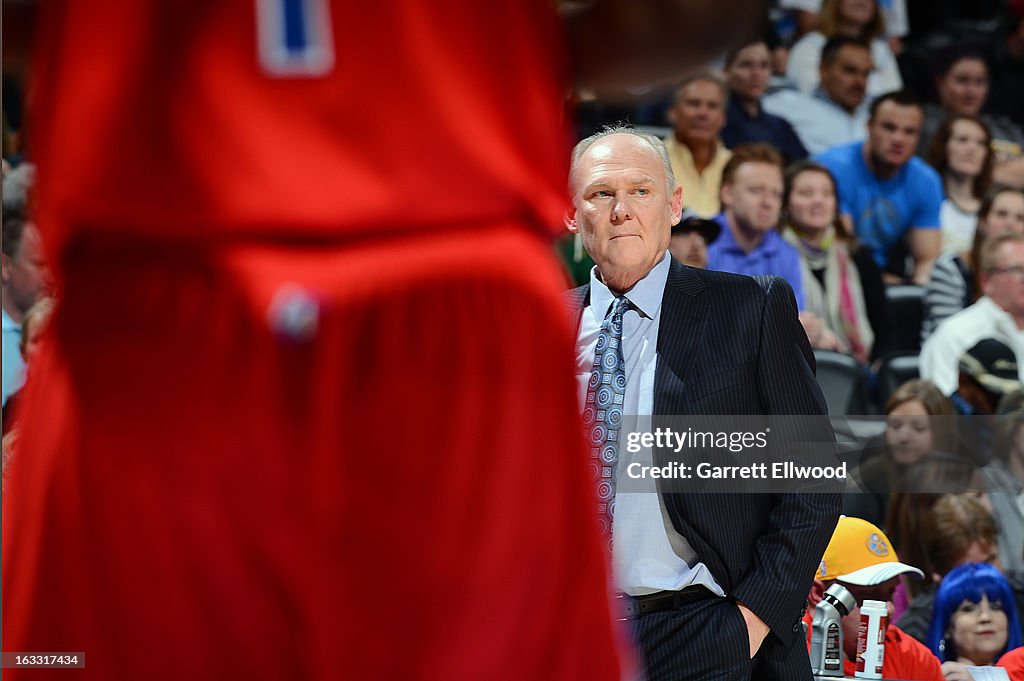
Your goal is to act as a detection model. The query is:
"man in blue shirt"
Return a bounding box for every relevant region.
[814,90,943,284]
[707,143,806,310]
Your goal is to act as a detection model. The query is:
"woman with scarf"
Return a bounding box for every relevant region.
[782,160,891,364]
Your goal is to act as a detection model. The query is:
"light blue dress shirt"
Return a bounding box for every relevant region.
[575,251,724,597]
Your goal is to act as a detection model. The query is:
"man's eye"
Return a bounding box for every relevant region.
[593,191,612,198]
[634,188,650,196]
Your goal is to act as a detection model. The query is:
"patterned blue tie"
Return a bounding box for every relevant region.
[583,296,630,542]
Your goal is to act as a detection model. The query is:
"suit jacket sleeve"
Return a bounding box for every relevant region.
[731,276,842,643]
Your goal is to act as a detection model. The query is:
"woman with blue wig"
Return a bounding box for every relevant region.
[927,562,1023,677]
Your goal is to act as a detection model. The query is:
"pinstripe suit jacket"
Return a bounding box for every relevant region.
[566,258,842,658]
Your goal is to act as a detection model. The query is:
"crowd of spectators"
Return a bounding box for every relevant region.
[6,1,1024,678]
[562,2,1024,677]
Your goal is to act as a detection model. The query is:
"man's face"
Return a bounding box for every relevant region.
[569,134,683,293]
[937,58,989,115]
[983,241,1024,318]
[721,162,783,235]
[836,578,899,661]
[820,45,872,112]
[1,223,50,319]
[669,79,726,147]
[669,230,709,269]
[726,43,772,102]
[866,101,923,171]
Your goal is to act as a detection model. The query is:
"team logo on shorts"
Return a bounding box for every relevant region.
[866,533,889,557]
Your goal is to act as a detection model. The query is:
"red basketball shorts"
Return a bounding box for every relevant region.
[2,224,624,680]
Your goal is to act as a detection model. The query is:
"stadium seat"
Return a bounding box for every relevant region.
[884,285,925,354]
[876,351,921,407]
[813,350,871,416]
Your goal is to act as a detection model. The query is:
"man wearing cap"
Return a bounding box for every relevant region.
[804,516,945,681]
[954,339,1023,417]
[668,210,720,269]
[952,339,1023,464]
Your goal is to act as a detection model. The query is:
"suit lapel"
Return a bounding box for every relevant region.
[564,283,590,339]
[654,261,710,416]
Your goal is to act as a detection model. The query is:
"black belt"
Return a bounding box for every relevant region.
[615,586,716,620]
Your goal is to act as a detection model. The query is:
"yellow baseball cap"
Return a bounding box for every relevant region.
[816,516,924,585]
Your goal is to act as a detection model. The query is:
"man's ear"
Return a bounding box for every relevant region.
[720,182,733,209]
[670,185,684,226]
[564,208,579,234]
[1,253,11,286]
[980,270,994,298]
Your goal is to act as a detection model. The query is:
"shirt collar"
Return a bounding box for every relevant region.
[589,250,670,323]
[727,94,760,121]
[712,213,781,255]
[1,308,20,332]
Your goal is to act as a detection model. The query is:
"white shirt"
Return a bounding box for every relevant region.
[762,88,869,155]
[785,32,903,101]
[575,252,724,597]
[939,199,978,257]
[920,296,1024,395]
[778,0,908,37]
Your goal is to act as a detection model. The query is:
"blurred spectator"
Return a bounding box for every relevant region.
[669,210,720,268]
[786,0,903,100]
[989,7,1024,131]
[664,72,732,217]
[706,143,807,309]
[803,516,943,681]
[918,45,1024,189]
[926,115,995,257]
[845,379,956,527]
[981,390,1024,573]
[950,338,1023,474]
[922,187,1024,341]
[927,562,1023,673]
[921,233,1024,394]
[1,211,50,409]
[886,461,987,593]
[953,339,1021,417]
[763,35,872,155]
[781,160,891,362]
[721,37,808,162]
[1,162,35,214]
[778,0,909,44]
[815,90,943,284]
[897,494,1001,643]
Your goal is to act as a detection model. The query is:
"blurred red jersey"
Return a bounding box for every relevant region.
[31,0,571,254]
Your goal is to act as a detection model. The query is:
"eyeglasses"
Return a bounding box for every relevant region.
[988,265,1024,279]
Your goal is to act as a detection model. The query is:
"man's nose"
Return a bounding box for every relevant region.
[611,196,633,222]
